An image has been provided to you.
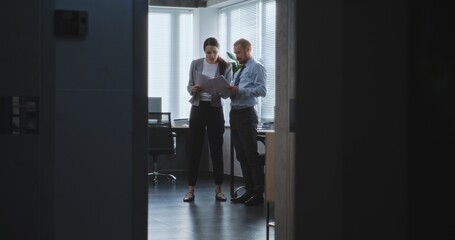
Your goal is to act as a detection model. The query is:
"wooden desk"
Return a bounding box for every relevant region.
[265,131,275,202]
[171,124,189,129]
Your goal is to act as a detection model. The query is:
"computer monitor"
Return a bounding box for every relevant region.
[148,97,162,113]
[148,97,162,123]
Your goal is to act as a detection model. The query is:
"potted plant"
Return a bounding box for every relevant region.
[226,52,243,74]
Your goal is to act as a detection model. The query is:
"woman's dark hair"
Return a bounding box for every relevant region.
[203,37,220,49]
[203,37,227,76]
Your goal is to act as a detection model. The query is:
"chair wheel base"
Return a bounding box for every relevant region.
[148,171,177,185]
[232,186,245,198]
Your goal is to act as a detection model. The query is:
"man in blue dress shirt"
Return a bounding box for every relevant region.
[227,38,267,206]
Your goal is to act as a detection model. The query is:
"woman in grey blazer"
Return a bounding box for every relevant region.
[183,37,233,202]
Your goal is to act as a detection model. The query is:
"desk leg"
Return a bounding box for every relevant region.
[266,202,270,240]
[230,134,234,197]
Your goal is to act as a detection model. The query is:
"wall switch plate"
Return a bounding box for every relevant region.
[54,10,88,37]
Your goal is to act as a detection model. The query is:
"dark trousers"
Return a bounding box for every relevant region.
[229,107,264,195]
[187,101,225,186]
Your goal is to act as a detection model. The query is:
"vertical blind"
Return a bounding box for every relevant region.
[148,8,193,119]
[219,0,276,122]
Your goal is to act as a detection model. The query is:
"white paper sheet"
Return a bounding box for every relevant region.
[208,75,232,97]
[195,72,215,94]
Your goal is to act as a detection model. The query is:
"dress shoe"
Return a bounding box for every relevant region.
[183,192,195,202]
[244,194,264,206]
[215,192,227,202]
[231,193,253,203]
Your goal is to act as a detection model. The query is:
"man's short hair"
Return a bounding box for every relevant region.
[233,38,251,49]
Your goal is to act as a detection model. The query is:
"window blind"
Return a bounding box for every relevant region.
[148,8,193,119]
[219,0,276,122]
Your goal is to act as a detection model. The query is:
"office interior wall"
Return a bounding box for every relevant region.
[53,0,147,239]
[150,0,206,8]
[274,0,295,239]
[0,0,54,239]
[342,1,408,239]
[294,1,455,239]
[295,1,409,239]
[408,1,455,238]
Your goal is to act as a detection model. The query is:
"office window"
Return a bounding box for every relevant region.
[148,7,193,119]
[219,0,276,122]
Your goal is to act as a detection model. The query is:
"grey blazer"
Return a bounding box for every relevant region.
[187,58,233,107]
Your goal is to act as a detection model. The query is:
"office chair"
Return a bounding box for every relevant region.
[148,112,177,185]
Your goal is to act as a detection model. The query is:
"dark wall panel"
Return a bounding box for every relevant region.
[0,1,43,240]
[409,1,455,239]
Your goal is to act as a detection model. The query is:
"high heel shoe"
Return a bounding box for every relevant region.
[215,192,227,202]
[183,192,195,202]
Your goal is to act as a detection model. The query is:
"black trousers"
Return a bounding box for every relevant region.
[187,101,225,186]
[229,107,264,195]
